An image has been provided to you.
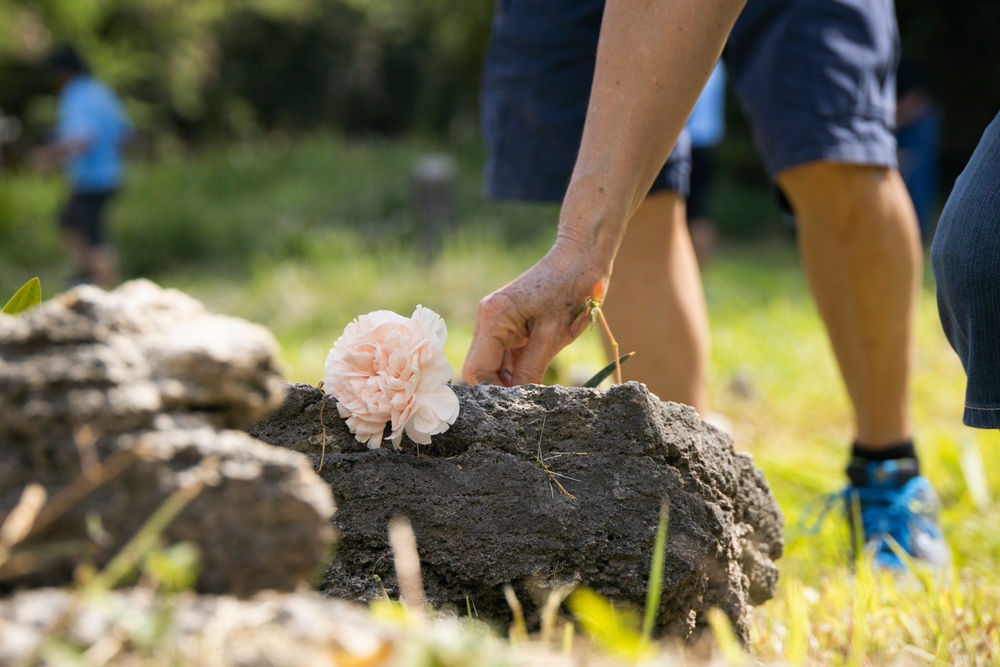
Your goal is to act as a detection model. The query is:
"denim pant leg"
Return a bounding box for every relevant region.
[930,111,1000,429]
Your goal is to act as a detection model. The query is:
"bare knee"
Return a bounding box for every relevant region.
[778,162,914,237]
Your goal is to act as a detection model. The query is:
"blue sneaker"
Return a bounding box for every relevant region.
[844,459,951,570]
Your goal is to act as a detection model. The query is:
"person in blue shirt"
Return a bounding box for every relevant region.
[31,46,131,288]
[895,56,940,240]
[685,61,726,266]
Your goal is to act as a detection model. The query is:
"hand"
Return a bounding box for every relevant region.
[462,244,607,386]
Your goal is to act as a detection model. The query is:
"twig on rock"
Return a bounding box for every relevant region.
[316,381,328,473]
[533,416,582,501]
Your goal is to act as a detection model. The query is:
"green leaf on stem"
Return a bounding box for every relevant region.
[582,352,634,388]
[3,277,41,315]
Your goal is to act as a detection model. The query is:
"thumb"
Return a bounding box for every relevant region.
[462,330,506,386]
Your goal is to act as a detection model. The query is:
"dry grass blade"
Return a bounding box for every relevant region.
[0,447,142,582]
[540,585,575,645]
[0,484,47,556]
[0,540,92,580]
[73,425,100,479]
[533,416,580,501]
[11,454,219,666]
[504,584,528,643]
[388,516,426,613]
[23,447,141,544]
[86,455,220,591]
[316,380,329,473]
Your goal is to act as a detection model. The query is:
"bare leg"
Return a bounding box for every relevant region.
[688,216,718,268]
[602,191,710,414]
[60,228,91,281]
[778,163,920,447]
[86,245,119,289]
[61,229,118,289]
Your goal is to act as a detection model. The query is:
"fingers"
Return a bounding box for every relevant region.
[500,350,515,387]
[462,293,526,386]
[464,259,600,387]
[462,326,506,386]
[509,322,562,385]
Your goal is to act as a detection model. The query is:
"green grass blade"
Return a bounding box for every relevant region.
[3,277,41,315]
[582,352,634,388]
[641,499,669,642]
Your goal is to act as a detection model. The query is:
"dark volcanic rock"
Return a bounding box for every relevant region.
[249,382,783,641]
[0,281,334,594]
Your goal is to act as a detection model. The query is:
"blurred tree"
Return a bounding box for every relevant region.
[0,0,492,144]
[896,0,1000,183]
[214,0,491,136]
[0,0,316,133]
[0,0,993,173]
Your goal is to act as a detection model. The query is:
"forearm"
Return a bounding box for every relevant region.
[32,137,90,170]
[556,0,746,270]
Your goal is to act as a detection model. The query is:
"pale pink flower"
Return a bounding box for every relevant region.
[324,306,460,449]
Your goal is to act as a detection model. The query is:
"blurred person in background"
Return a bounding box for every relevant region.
[895,55,940,240]
[469,0,948,571]
[685,61,727,267]
[30,45,131,289]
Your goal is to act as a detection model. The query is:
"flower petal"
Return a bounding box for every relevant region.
[324,306,459,449]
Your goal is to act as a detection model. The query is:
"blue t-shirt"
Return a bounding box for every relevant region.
[686,62,727,148]
[57,76,131,192]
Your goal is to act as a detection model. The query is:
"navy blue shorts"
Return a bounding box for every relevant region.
[60,189,116,247]
[930,111,1000,429]
[482,0,900,203]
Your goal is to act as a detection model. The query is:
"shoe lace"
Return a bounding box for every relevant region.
[852,485,915,543]
[785,490,843,548]
[788,483,918,549]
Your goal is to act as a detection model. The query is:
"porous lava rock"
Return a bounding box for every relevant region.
[0,281,334,594]
[249,382,783,641]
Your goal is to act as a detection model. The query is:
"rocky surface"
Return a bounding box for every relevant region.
[0,279,782,645]
[250,382,783,641]
[0,281,334,594]
[0,587,400,666]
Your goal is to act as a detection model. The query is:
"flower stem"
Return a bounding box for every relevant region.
[593,306,621,384]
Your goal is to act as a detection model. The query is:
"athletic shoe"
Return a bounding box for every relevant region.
[845,459,951,570]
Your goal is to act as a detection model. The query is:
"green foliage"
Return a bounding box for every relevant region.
[0,134,558,293]
[143,542,201,593]
[582,352,634,388]
[1,0,996,182]
[3,276,40,314]
[568,588,649,662]
[641,500,669,643]
[0,0,493,140]
[2,135,999,664]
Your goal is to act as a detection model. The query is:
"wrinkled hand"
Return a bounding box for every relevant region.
[462,245,606,386]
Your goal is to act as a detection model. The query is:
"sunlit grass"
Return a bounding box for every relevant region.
[158,234,1000,664]
[2,134,997,664]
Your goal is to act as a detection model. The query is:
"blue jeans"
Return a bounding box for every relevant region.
[930,111,1000,429]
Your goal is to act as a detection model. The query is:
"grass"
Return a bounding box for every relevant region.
[2,133,998,664]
